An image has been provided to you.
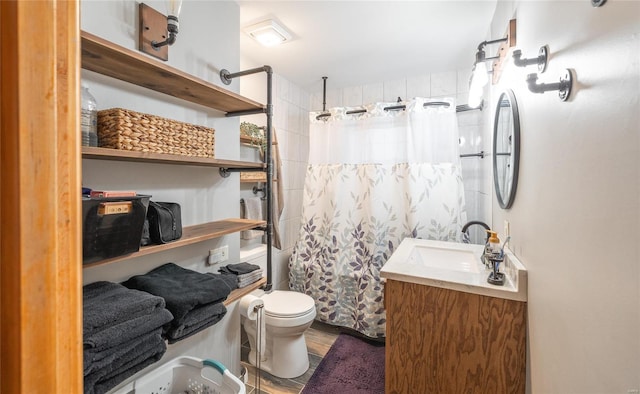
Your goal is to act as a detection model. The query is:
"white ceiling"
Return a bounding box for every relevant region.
[238,1,498,91]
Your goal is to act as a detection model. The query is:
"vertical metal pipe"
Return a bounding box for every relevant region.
[218,65,274,290]
[322,76,327,112]
[265,66,273,291]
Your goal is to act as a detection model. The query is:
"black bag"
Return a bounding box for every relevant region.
[140,219,151,246]
[146,201,182,244]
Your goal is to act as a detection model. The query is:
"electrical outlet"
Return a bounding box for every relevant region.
[207,245,229,265]
[220,245,228,261]
[504,220,510,238]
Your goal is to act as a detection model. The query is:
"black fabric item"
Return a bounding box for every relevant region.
[83,308,173,372]
[122,263,234,324]
[220,262,261,275]
[165,302,227,343]
[84,330,166,394]
[212,272,239,290]
[140,218,151,246]
[83,281,167,337]
[84,328,163,377]
[147,201,182,244]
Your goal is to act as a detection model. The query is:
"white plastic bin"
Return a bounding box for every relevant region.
[125,356,245,394]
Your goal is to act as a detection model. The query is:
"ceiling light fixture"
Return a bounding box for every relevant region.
[244,20,292,47]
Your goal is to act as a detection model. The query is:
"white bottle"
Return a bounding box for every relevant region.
[81,84,98,147]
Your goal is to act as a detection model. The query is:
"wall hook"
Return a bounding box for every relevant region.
[513,45,548,73]
[526,69,573,101]
[253,185,267,200]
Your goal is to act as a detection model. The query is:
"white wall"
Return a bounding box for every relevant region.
[489,1,640,392]
[80,0,247,385]
[309,71,491,243]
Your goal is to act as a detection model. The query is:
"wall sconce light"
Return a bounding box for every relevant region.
[467,19,517,108]
[526,69,573,101]
[468,38,508,108]
[513,45,548,73]
[139,1,183,61]
[244,20,292,47]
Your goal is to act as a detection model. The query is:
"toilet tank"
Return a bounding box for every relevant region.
[239,244,267,273]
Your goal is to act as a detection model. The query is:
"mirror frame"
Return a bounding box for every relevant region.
[492,89,520,209]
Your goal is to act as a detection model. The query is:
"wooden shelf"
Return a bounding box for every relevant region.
[240,174,267,183]
[81,30,265,114]
[224,277,266,306]
[83,218,266,268]
[82,146,265,169]
[240,135,265,146]
[240,135,276,146]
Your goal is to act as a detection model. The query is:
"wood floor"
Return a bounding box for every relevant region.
[240,321,342,394]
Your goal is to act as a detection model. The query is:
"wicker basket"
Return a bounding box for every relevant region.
[97,108,215,158]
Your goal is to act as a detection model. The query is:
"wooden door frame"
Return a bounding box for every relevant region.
[0,1,82,392]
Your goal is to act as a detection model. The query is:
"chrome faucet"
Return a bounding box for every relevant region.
[461,220,490,244]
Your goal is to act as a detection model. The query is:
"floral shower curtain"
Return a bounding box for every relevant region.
[289,98,467,338]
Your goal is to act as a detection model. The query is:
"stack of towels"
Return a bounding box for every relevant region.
[219,262,263,288]
[83,281,173,394]
[123,263,236,344]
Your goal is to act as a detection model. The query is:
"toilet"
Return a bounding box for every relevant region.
[239,245,317,379]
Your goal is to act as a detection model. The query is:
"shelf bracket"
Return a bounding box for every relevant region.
[219,167,264,178]
[226,108,267,118]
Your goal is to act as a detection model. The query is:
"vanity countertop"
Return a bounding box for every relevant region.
[380,238,527,302]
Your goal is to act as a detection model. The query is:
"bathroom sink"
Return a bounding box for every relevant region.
[380,238,527,301]
[407,243,481,273]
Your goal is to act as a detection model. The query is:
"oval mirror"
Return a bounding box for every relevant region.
[493,89,520,209]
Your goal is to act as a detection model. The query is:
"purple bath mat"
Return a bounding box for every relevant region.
[301,333,385,394]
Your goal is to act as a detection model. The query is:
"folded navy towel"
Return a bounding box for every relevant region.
[122,263,234,324]
[166,302,227,344]
[83,281,167,337]
[220,262,261,275]
[83,308,173,372]
[84,330,166,394]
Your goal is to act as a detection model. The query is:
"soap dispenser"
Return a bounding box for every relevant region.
[487,231,501,255]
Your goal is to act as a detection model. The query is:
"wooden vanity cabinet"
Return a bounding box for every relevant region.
[385,279,527,393]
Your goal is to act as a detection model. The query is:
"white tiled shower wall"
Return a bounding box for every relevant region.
[310,70,491,244]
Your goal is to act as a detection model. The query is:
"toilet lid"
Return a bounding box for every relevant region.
[262,291,316,318]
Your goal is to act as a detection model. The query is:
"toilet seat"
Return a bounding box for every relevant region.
[259,291,316,328]
[262,291,315,318]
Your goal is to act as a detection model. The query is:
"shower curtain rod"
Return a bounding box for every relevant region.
[317,77,482,120]
[315,102,481,120]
